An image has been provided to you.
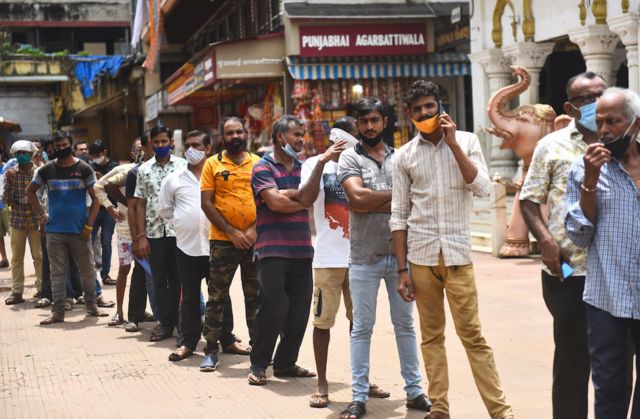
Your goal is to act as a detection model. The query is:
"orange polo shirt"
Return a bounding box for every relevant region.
[200,151,261,241]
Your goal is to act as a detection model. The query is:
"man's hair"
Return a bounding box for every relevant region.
[600,87,640,121]
[51,130,72,143]
[271,115,304,143]
[89,139,107,156]
[333,116,356,132]
[150,124,172,139]
[185,130,211,146]
[73,140,87,151]
[404,80,440,107]
[566,71,606,98]
[354,97,385,119]
[222,116,246,132]
[141,131,150,147]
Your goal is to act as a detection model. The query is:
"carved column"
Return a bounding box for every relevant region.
[503,42,555,105]
[569,25,619,85]
[608,13,639,91]
[469,48,517,180]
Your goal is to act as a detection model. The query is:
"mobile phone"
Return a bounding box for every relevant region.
[438,101,446,115]
[561,262,574,279]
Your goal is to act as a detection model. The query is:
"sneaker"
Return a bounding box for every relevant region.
[35,297,51,308]
[64,298,74,311]
[75,295,85,305]
[124,321,140,333]
[96,295,115,308]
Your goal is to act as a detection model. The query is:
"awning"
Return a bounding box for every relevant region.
[0,118,22,132]
[0,75,68,83]
[286,53,470,80]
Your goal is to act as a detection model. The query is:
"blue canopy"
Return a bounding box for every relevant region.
[73,55,126,98]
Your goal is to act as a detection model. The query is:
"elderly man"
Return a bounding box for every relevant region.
[3,140,42,305]
[565,87,640,418]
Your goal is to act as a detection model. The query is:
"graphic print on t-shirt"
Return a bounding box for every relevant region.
[322,172,349,238]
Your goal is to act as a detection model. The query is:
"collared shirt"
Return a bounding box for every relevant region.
[3,163,38,230]
[565,157,640,319]
[337,143,395,265]
[389,131,490,266]
[95,163,134,241]
[251,153,313,260]
[200,151,260,241]
[134,155,187,239]
[159,167,210,257]
[520,120,587,276]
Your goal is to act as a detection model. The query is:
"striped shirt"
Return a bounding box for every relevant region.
[251,154,313,260]
[565,157,640,319]
[389,131,491,266]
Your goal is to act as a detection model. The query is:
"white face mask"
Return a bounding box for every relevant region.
[185,147,206,165]
[93,155,106,165]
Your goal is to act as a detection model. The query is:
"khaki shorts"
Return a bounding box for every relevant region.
[0,207,10,236]
[312,267,352,329]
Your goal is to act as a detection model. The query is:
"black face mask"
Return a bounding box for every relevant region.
[360,132,384,148]
[603,119,636,160]
[224,137,247,154]
[54,146,73,159]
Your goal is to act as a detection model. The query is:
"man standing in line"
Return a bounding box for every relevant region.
[338,98,430,419]
[26,131,108,324]
[248,115,345,385]
[520,72,607,419]
[3,140,42,305]
[73,141,89,159]
[390,81,513,419]
[199,118,258,371]
[134,125,186,342]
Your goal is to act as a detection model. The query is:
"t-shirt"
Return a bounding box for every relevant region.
[251,153,313,260]
[91,159,119,206]
[337,144,395,264]
[301,157,349,268]
[125,164,140,199]
[32,159,96,234]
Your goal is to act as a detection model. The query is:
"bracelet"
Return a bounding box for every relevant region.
[136,233,146,239]
[397,268,409,274]
[83,224,93,231]
[580,183,597,193]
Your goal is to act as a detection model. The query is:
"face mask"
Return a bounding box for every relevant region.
[360,132,384,148]
[224,138,247,154]
[412,113,441,134]
[283,143,300,160]
[153,144,172,159]
[185,147,206,165]
[16,154,31,166]
[54,146,73,159]
[42,151,49,162]
[576,101,597,132]
[603,118,636,160]
[92,155,106,165]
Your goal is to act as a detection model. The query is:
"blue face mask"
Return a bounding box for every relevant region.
[577,101,597,132]
[153,144,172,159]
[42,151,49,162]
[283,143,299,161]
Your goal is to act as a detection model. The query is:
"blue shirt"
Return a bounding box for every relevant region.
[565,157,640,319]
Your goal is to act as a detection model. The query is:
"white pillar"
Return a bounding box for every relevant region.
[469,48,518,180]
[569,24,620,86]
[608,13,639,92]
[502,42,555,105]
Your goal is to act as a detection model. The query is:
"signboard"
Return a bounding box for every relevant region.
[165,51,215,106]
[299,24,427,57]
[215,35,284,79]
[145,93,158,122]
[435,24,470,51]
[451,6,461,24]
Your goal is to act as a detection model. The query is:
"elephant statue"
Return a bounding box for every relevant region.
[486,65,558,258]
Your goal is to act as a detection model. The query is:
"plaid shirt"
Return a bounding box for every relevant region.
[565,157,640,319]
[3,163,38,230]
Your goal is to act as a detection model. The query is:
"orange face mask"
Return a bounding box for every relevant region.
[412,113,440,134]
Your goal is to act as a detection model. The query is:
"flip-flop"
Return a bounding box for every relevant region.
[309,393,329,408]
[273,365,317,378]
[369,383,390,398]
[108,314,125,327]
[248,368,267,385]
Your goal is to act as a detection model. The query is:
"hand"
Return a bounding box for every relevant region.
[397,271,415,302]
[539,238,569,279]
[229,229,252,249]
[4,170,15,182]
[583,143,610,186]
[80,227,92,242]
[244,226,257,246]
[38,213,48,232]
[319,140,348,163]
[439,113,458,148]
[107,206,125,222]
[136,236,151,259]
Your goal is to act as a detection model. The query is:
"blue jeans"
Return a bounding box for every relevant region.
[65,256,102,298]
[92,207,116,280]
[349,255,422,403]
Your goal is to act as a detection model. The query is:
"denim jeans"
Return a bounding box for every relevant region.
[65,256,102,298]
[349,255,422,403]
[91,207,116,280]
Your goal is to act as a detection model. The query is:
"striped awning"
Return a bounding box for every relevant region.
[286,54,470,80]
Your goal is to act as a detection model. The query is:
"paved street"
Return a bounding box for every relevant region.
[0,242,577,418]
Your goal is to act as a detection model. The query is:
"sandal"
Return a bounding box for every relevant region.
[64,298,74,311]
[406,393,432,412]
[273,365,317,378]
[309,393,329,408]
[35,298,51,308]
[368,383,390,398]
[0,260,9,268]
[102,276,117,286]
[168,345,194,362]
[248,367,267,386]
[40,314,64,325]
[5,293,24,305]
[339,401,366,419]
[108,313,125,327]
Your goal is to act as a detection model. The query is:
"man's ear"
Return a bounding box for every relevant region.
[563,102,577,118]
[383,116,388,129]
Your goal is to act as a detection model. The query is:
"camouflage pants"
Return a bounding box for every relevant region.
[203,240,260,354]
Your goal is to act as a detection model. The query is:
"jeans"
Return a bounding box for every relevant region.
[349,255,422,403]
[148,237,180,332]
[65,257,102,299]
[586,303,640,419]
[250,257,312,370]
[542,271,590,419]
[92,207,116,280]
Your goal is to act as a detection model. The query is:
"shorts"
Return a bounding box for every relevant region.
[0,207,10,236]
[117,237,134,267]
[312,267,352,329]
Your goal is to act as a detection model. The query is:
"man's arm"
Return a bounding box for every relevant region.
[3,169,14,206]
[26,182,44,221]
[259,188,307,213]
[158,177,175,221]
[341,177,391,212]
[521,200,567,277]
[201,190,252,249]
[82,186,101,241]
[441,115,478,184]
[292,140,346,207]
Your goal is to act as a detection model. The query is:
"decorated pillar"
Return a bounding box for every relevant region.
[503,42,555,105]
[469,48,517,180]
[569,24,619,85]
[608,13,639,92]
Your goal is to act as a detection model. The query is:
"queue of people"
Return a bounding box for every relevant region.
[1,74,639,419]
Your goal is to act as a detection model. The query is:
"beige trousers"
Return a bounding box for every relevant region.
[10,229,43,295]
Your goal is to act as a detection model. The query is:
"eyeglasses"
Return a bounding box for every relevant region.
[568,92,603,106]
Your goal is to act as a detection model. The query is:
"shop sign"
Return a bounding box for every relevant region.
[166,51,215,106]
[215,35,284,79]
[435,24,470,51]
[299,24,427,57]
[145,92,159,122]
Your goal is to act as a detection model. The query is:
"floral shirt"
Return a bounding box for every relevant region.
[520,120,587,276]
[134,155,187,239]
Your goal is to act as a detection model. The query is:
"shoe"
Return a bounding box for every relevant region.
[406,394,432,412]
[425,412,451,419]
[86,305,108,317]
[102,276,117,286]
[222,341,251,355]
[75,295,85,305]
[143,311,155,322]
[5,293,24,305]
[96,295,115,308]
[124,321,140,333]
[40,314,64,325]
[95,262,102,269]
[200,354,220,372]
[35,298,51,308]
[169,345,194,362]
[150,327,173,342]
[64,298,74,311]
